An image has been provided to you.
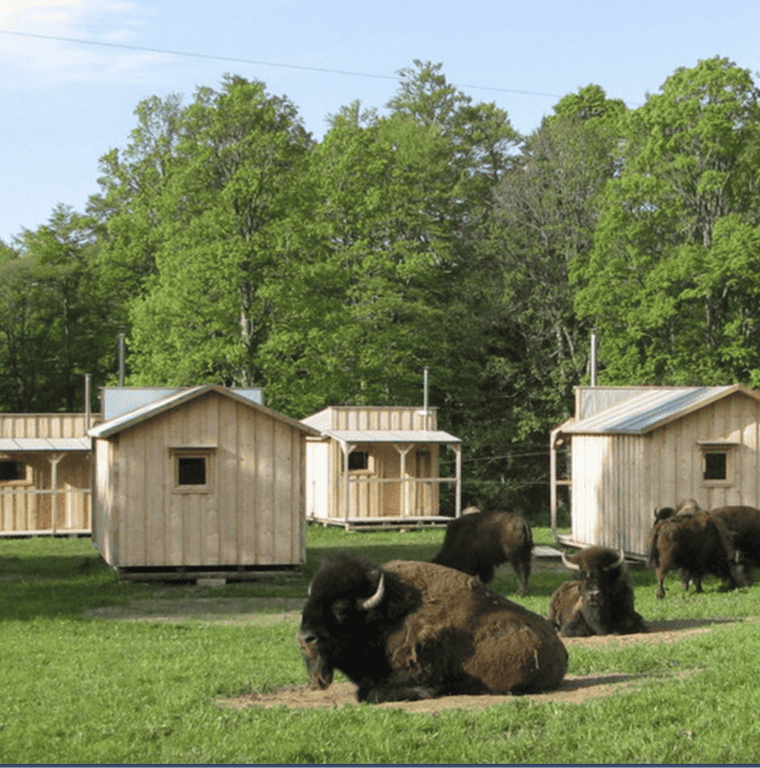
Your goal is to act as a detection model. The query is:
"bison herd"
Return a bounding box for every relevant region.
[298,503,760,703]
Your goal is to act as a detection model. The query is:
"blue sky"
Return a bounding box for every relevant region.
[2,0,759,244]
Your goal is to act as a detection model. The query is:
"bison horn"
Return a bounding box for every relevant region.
[359,573,385,611]
[561,551,580,571]
[606,549,626,571]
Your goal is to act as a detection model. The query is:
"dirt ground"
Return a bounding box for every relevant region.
[84,562,750,714]
[217,618,729,713]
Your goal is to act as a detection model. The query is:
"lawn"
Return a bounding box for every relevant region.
[0,525,759,764]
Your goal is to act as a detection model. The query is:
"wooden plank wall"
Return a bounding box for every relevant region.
[571,392,760,556]
[0,414,91,534]
[98,392,305,569]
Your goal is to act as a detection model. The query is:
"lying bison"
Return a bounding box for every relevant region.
[298,553,567,703]
[548,546,647,637]
[648,510,745,599]
[431,509,533,594]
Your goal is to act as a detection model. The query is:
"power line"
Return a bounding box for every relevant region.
[0,29,563,100]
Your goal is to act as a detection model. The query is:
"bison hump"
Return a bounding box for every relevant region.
[381,560,567,694]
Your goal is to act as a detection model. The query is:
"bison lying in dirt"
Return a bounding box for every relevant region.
[298,553,567,703]
[431,508,533,594]
[648,508,746,599]
[548,546,647,637]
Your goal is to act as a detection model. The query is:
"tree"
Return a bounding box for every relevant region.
[123,76,312,387]
[458,86,625,510]
[573,57,760,385]
[0,206,116,411]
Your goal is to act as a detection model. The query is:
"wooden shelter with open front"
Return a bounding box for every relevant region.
[550,384,760,558]
[88,385,319,580]
[0,413,92,536]
[301,405,462,529]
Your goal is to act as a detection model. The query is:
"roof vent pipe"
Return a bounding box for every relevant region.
[423,366,430,428]
[590,332,598,387]
[84,373,91,429]
[118,330,126,386]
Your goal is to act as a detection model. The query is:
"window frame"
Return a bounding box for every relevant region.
[697,440,738,488]
[170,447,215,494]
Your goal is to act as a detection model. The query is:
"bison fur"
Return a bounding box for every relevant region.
[298,553,567,703]
[548,546,647,637]
[648,510,746,599]
[432,509,533,594]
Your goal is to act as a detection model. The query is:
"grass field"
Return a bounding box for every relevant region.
[1,525,759,764]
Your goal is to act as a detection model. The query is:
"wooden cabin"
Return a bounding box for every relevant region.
[301,405,462,529]
[0,414,91,536]
[550,384,760,558]
[88,385,319,580]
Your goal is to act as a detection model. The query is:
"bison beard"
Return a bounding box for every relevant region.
[431,509,533,594]
[548,547,647,637]
[298,554,567,703]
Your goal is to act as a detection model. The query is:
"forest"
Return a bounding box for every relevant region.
[2,55,760,514]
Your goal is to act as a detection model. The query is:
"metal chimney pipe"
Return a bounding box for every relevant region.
[84,373,91,429]
[590,332,598,387]
[423,366,429,414]
[118,331,125,386]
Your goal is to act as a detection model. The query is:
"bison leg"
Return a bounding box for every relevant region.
[656,573,666,599]
[357,677,439,703]
[509,554,531,596]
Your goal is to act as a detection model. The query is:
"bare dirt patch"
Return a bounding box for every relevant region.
[217,618,734,713]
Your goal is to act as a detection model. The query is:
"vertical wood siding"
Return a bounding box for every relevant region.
[93,391,307,569]
[0,414,91,534]
[570,392,760,556]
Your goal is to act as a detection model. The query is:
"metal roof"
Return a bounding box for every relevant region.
[327,429,460,444]
[102,386,264,420]
[0,437,91,452]
[89,384,319,439]
[561,385,745,435]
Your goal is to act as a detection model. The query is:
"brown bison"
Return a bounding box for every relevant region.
[548,546,647,637]
[431,509,533,594]
[298,553,567,703]
[709,505,760,576]
[648,510,745,599]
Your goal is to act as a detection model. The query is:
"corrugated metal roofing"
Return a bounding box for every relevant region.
[327,429,460,444]
[0,437,91,452]
[562,386,740,435]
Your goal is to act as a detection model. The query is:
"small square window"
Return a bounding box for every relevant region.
[703,452,727,481]
[178,456,207,485]
[698,441,736,486]
[0,460,26,483]
[172,448,214,493]
[348,451,369,471]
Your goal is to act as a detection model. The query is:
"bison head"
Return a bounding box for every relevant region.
[561,547,627,634]
[297,554,390,691]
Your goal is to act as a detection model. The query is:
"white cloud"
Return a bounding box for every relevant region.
[0,0,169,86]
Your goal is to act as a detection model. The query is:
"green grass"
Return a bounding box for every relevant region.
[1,526,759,763]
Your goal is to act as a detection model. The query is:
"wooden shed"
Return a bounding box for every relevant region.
[550,384,760,558]
[88,385,319,580]
[0,413,91,536]
[301,405,461,529]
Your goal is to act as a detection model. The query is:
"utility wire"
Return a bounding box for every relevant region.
[0,29,564,99]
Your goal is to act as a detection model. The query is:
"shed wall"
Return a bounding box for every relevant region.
[0,414,91,535]
[94,392,306,569]
[570,392,760,556]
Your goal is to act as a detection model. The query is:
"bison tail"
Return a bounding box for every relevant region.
[646,530,660,569]
[520,517,533,550]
